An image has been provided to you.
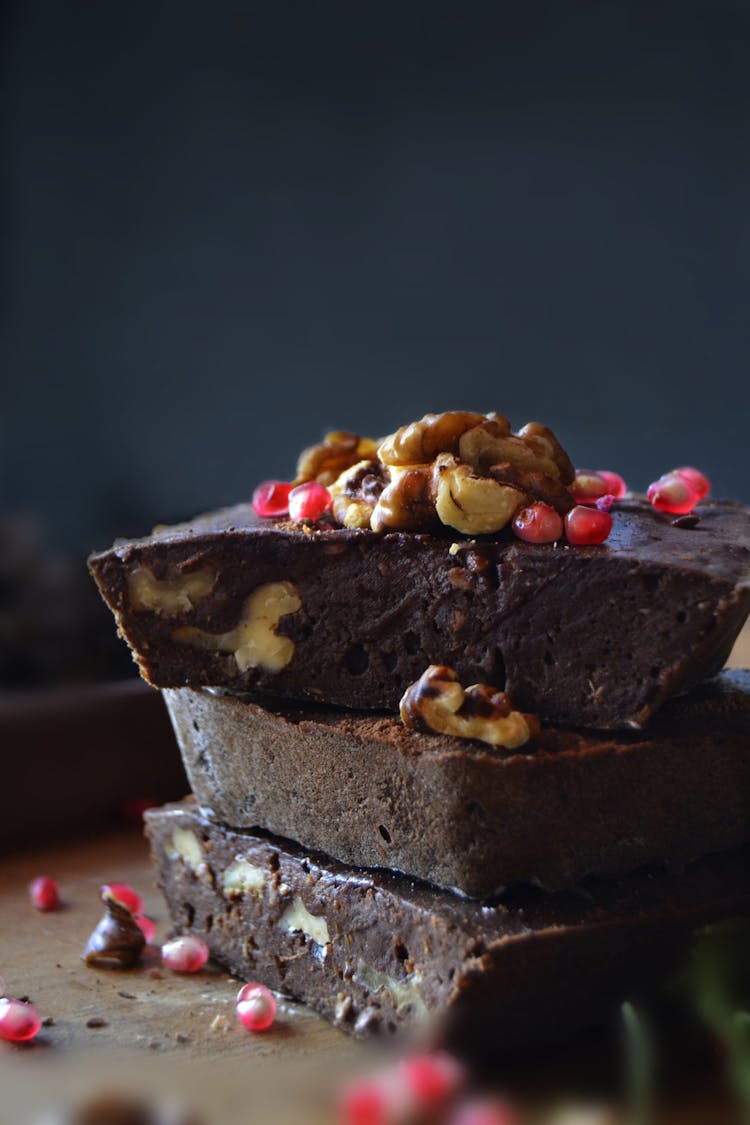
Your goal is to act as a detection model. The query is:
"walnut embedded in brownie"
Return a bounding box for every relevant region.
[145,800,750,1047]
[163,669,750,897]
[89,497,750,729]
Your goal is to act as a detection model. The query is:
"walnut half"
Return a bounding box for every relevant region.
[295,431,378,487]
[399,665,537,749]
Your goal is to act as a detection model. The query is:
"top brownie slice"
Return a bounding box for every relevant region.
[89,496,750,729]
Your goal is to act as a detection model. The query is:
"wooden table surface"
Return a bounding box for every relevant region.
[1,627,748,1125]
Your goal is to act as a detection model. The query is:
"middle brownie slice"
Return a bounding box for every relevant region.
[163,669,750,898]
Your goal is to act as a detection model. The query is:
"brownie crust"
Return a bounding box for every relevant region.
[90,498,750,729]
[163,670,750,897]
[145,800,750,1047]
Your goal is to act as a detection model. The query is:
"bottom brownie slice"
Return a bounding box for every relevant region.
[145,800,750,1047]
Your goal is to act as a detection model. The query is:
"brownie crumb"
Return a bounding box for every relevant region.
[118,990,137,1000]
[86,1016,108,1029]
[672,514,700,529]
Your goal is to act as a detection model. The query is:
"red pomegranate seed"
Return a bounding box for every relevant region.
[597,470,627,499]
[235,982,277,1032]
[647,472,699,515]
[135,915,156,944]
[120,795,158,823]
[288,481,332,522]
[252,480,293,518]
[675,466,711,500]
[565,506,613,546]
[0,998,42,1043]
[161,935,209,973]
[399,1052,466,1109]
[29,876,59,912]
[450,1097,520,1125]
[339,1078,397,1125]
[570,470,609,505]
[512,502,564,544]
[101,883,142,915]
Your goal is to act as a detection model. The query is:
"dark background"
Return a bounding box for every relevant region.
[4,0,750,558]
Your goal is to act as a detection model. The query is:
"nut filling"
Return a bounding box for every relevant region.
[173,581,302,673]
[400,665,538,749]
[128,566,217,614]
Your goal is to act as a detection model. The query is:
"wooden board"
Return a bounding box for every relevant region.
[0,825,363,1124]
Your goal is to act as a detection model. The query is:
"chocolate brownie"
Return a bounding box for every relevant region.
[163,671,750,897]
[89,497,750,729]
[145,800,750,1046]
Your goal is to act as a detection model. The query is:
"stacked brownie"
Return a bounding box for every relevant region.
[89,416,750,1046]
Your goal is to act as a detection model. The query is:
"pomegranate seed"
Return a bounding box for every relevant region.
[121,795,158,823]
[512,502,564,544]
[450,1097,520,1125]
[235,982,277,1032]
[101,883,142,915]
[399,1052,466,1109]
[252,480,293,518]
[29,876,59,911]
[596,493,615,512]
[161,935,209,973]
[0,998,42,1043]
[647,472,699,515]
[570,470,609,505]
[675,466,711,500]
[339,1078,397,1125]
[565,506,613,546]
[135,915,156,944]
[597,470,627,499]
[288,481,332,523]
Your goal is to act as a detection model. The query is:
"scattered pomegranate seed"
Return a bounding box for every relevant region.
[565,506,613,546]
[161,935,209,973]
[135,915,156,944]
[570,470,609,505]
[29,876,59,912]
[100,883,142,915]
[450,1097,520,1125]
[597,470,627,499]
[675,466,711,500]
[647,472,699,515]
[288,481,332,523]
[0,998,42,1043]
[252,480,294,518]
[235,982,277,1032]
[512,502,564,544]
[399,1052,466,1110]
[339,1078,396,1125]
[120,795,158,823]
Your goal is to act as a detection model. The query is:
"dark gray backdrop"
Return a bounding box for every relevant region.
[4,1,750,554]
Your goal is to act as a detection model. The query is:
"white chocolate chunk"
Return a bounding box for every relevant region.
[173,581,302,673]
[129,566,216,615]
[279,895,330,948]
[221,859,266,898]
